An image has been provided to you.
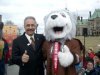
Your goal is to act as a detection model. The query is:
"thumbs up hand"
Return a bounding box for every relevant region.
[22,50,29,63]
[58,45,74,67]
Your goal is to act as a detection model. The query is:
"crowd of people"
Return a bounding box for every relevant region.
[76,48,100,75]
[0,16,100,75]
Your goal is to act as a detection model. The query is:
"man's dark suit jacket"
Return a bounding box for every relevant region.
[12,33,45,75]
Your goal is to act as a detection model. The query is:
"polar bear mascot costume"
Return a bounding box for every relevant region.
[42,9,83,75]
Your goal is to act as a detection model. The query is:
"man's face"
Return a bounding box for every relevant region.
[24,19,37,36]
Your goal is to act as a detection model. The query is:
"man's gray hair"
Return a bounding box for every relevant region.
[24,16,36,25]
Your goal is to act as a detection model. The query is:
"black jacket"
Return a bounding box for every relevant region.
[12,33,45,75]
[84,68,100,75]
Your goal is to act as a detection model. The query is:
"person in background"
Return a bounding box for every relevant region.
[78,68,85,75]
[12,16,45,75]
[84,59,99,75]
[93,51,100,74]
[87,47,95,59]
[0,22,9,75]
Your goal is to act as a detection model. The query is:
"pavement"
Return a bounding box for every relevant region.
[6,64,19,75]
[6,64,46,75]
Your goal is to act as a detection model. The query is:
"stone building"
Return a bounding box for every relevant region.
[76,9,100,36]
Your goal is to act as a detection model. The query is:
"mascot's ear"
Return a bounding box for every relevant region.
[58,9,77,26]
[44,12,52,24]
[44,10,58,24]
[69,12,77,25]
[63,9,77,24]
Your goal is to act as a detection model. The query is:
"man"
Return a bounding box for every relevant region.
[0,22,9,75]
[12,16,45,75]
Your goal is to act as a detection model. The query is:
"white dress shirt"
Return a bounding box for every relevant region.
[25,33,34,44]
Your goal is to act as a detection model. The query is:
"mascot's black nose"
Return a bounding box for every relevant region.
[51,15,58,19]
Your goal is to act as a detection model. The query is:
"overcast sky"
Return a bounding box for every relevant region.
[0,0,100,33]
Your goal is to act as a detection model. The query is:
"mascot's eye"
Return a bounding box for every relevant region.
[60,13,66,18]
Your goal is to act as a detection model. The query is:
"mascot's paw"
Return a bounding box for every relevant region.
[58,45,74,67]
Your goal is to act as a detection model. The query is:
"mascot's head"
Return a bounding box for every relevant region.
[44,9,77,41]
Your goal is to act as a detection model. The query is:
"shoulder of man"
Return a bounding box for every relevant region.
[35,34,45,39]
[35,33,44,36]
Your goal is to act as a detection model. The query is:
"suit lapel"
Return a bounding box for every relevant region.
[22,33,39,51]
[22,33,30,45]
[34,34,40,51]
[22,33,34,52]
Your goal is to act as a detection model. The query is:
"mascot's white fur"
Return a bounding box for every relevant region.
[44,10,76,41]
[43,9,83,75]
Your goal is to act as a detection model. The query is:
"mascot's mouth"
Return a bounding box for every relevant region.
[53,27,63,34]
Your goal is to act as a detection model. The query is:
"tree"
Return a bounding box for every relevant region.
[5,20,14,25]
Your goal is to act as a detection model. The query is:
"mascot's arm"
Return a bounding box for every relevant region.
[42,41,53,75]
[71,39,83,64]
[42,41,48,61]
[42,41,48,70]
[58,39,83,67]
[58,45,74,67]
